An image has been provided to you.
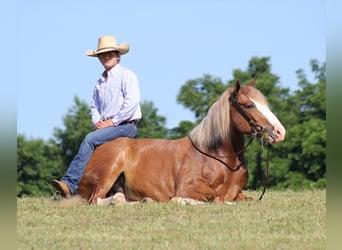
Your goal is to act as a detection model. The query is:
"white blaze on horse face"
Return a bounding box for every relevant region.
[251,98,286,143]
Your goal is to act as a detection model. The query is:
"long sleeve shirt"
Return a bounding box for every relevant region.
[90,64,142,126]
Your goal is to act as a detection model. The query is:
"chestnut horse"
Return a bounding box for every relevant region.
[76,79,285,204]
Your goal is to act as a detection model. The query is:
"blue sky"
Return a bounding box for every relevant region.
[16,0,325,140]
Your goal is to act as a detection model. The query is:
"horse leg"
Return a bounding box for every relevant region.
[97,194,154,206]
[175,179,218,202]
[97,192,127,206]
[106,173,125,197]
[87,183,98,204]
[82,152,128,204]
[89,177,121,204]
[235,191,254,201]
[223,185,254,202]
[222,166,253,202]
[93,173,128,205]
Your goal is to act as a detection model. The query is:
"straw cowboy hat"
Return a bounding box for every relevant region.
[86,35,129,57]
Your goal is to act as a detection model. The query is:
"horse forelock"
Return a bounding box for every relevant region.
[189,88,233,151]
[244,86,269,107]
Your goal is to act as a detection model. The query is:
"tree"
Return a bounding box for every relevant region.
[137,100,168,138]
[17,135,63,196]
[243,59,325,189]
[177,74,227,121]
[167,120,195,139]
[278,60,326,189]
[17,96,93,197]
[53,96,93,168]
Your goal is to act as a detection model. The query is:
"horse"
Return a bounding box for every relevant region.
[76,79,285,205]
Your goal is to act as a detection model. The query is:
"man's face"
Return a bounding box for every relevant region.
[98,51,120,71]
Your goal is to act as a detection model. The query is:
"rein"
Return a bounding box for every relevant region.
[258,144,270,201]
[229,91,270,200]
[188,135,270,201]
[187,135,242,172]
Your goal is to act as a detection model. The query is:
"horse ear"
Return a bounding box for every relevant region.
[234,80,241,95]
[248,77,257,87]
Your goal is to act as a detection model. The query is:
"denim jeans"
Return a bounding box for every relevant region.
[61,123,137,193]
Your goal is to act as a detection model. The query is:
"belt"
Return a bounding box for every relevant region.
[118,120,138,126]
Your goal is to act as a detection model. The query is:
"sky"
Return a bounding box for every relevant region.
[15,0,325,140]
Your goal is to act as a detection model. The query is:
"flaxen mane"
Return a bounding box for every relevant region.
[189,88,234,151]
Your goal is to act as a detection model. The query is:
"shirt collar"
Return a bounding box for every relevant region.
[99,64,121,83]
[104,64,122,78]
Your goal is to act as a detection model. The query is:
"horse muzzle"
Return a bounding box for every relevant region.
[263,123,286,144]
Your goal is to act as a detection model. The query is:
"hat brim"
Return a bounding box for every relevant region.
[86,43,129,57]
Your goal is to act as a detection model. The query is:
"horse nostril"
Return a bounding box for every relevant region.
[274,124,286,142]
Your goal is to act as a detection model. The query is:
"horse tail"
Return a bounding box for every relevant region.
[54,195,87,208]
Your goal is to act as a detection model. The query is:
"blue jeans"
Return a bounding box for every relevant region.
[61,123,137,193]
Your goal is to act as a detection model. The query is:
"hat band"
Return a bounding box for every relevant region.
[96,47,119,53]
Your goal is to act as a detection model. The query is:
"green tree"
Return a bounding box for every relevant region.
[174,74,227,139]
[53,96,93,168]
[177,74,227,121]
[17,135,63,196]
[278,60,326,189]
[235,58,326,189]
[137,100,168,138]
[167,120,195,139]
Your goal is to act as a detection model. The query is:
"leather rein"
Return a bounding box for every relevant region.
[188,92,271,201]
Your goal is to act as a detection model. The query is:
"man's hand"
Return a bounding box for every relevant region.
[95,119,115,129]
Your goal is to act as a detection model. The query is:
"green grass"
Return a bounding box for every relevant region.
[17,190,326,250]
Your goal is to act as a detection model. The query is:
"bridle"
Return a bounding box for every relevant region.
[189,91,271,201]
[229,91,264,137]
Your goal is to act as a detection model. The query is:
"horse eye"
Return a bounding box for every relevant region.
[245,103,255,109]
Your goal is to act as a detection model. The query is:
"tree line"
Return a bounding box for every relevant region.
[17,57,326,197]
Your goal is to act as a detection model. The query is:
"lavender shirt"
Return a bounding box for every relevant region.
[90,64,142,126]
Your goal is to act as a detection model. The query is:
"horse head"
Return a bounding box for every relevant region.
[230,79,285,143]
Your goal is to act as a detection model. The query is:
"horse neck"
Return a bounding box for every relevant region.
[213,129,245,166]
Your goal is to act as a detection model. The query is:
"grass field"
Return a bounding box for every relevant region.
[17,189,325,250]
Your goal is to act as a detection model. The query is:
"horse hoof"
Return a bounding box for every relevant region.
[97,196,113,206]
[224,201,235,205]
[170,197,205,205]
[111,192,126,206]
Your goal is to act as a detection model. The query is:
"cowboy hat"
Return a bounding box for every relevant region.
[86,35,129,57]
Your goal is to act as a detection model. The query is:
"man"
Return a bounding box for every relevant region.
[51,35,142,198]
